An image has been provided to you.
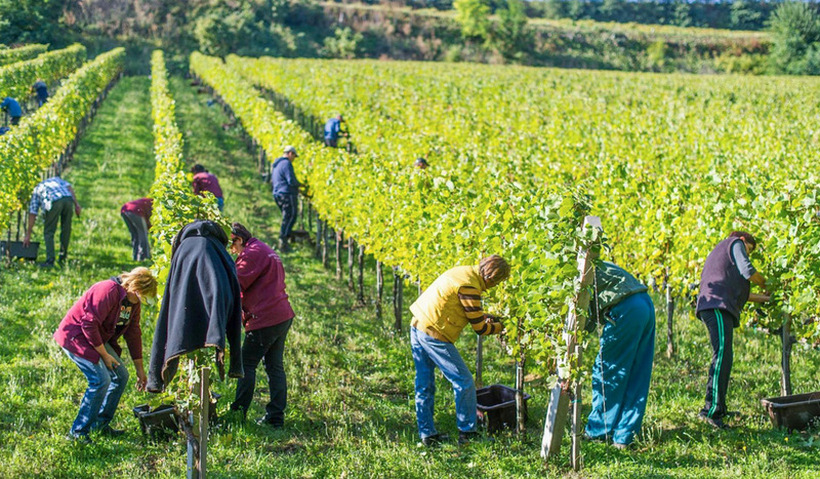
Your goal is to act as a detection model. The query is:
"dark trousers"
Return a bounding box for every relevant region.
[274,194,298,242]
[11,115,20,126]
[700,308,735,420]
[121,212,151,261]
[43,197,74,264]
[324,138,337,148]
[232,319,292,424]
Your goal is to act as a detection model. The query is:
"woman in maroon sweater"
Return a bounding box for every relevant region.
[191,164,224,211]
[54,267,157,443]
[228,223,295,427]
[120,197,152,261]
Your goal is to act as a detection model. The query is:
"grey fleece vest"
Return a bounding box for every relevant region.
[696,237,750,326]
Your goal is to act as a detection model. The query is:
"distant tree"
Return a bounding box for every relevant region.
[539,0,569,20]
[193,0,297,57]
[454,0,491,41]
[731,0,764,30]
[671,1,692,28]
[769,1,820,75]
[492,0,530,60]
[320,27,362,59]
[0,0,68,44]
[600,0,626,24]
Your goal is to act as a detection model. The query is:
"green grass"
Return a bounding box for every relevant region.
[1,75,819,478]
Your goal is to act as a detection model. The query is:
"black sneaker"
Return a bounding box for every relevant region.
[698,413,729,430]
[96,425,126,437]
[421,433,449,447]
[66,433,92,444]
[277,240,292,253]
[256,414,284,428]
[458,431,479,445]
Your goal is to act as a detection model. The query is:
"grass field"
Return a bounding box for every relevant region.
[0,75,818,478]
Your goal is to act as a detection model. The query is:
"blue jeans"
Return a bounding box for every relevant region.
[274,194,298,241]
[585,292,655,445]
[63,343,129,436]
[410,326,476,439]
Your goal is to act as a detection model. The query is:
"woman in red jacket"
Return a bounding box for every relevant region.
[54,267,157,443]
[228,223,295,427]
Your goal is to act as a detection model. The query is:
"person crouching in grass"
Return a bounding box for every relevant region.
[409,255,510,446]
[54,267,157,443]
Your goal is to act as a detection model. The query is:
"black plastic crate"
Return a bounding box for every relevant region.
[760,391,820,431]
[476,384,531,433]
[0,241,39,260]
[133,404,179,440]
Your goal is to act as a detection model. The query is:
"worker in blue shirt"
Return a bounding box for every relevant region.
[32,79,49,107]
[271,146,302,252]
[1,97,23,125]
[323,114,348,148]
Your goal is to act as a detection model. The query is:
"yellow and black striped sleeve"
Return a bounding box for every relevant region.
[458,286,502,336]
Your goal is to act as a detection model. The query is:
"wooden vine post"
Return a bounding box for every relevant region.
[665,266,675,358]
[187,366,210,479]
[516,352,526,434]
[541,216,602,471]
[322,225,330,269]
[258,147,266,176]
[348,237,355,290]
[314,217,322,259]
[357,244,365,305]
[393,268,403,332]
[335,229,343,281]
[780,313,793,396]
[375,261,384,322]
[475,336,484,389]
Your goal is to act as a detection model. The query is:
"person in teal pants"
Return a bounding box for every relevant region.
[584,261,655,449]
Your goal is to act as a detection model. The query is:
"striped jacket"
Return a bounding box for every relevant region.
[410,265,502,343]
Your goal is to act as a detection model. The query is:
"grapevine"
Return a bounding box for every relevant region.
[0,47,124,235]
[0,44,48,67]
[0,44,87,103]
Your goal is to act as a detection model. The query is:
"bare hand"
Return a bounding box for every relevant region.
[135,371,147,391]
[102,354,120,371]
[74,205,82,217]
[22,235,31,247]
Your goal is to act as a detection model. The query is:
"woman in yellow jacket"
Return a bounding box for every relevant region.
[409,255,510,446]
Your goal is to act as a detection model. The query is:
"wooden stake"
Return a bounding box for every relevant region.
[186,410,197,479]
[375,261,384,322]
[348,237,355,290]
[541,216,601,463]
[322,225,330,269]
[393,268,403,332]
[516,355,526,435]
[665,267,675,358]
[475,335,484,390]
[336,229,343,281]
[357,244,365,305]
[571,345,583,471]
[781,314,793,396]
[314,217,322,259]
[199,367,210,479]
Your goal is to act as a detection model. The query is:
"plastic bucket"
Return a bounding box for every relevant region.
[760,391,820,431]
[476,384,531,433]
